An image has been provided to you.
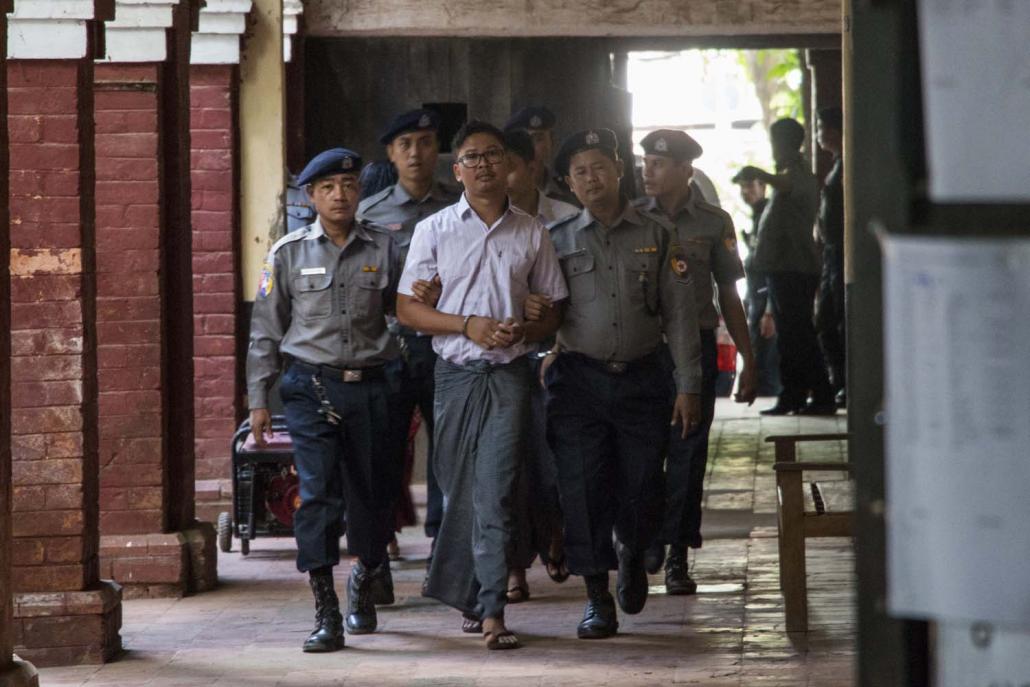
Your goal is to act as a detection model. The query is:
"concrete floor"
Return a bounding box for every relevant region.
[40,400,854,686]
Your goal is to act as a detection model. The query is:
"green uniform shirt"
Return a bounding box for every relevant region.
[549,202,702,394]
[635,191,746,330]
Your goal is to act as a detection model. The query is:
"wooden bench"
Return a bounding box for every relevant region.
[767,433,853,632]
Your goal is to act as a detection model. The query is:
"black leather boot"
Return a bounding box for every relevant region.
[303,571,345,652]
[370,559,395,606]
[345,561,379,635]
[615,540,648,615]
[577,573,618,639]
[665,546,698,596]
[643,542,666,575]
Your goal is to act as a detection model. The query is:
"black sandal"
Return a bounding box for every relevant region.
[461,613,482,634]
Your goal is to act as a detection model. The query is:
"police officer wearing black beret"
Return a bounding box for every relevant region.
[635,129,757,594]
[357,109,458,566]
[539,128,702,639]
[504,105,579,206]
[247,148,403,652]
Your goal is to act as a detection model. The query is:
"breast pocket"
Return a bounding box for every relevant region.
[624,253,658,308]
[352,270,389,319]
[561,252,597,303]
[685,239,713,272]
[292,273,334,320]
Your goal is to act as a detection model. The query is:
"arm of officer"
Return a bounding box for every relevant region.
[521,227,567,343]
[738,164,793,194]
[660,237,703,438]
[246,250,291,446]
[713,215,756,405]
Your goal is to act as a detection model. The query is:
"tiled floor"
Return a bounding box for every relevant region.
[39,400,854,686]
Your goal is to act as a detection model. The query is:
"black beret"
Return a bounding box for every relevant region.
[297,148,363,186]
[503,129,535,162]
[378,108,441,145]
[640,129,703,162]
[553,128,618,176]
[503,106,556,132]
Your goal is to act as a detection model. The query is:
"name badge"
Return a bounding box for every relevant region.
[300,267,327,276]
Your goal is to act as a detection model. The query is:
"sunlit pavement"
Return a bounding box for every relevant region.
[39,399,853,687]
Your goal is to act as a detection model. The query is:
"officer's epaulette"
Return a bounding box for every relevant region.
[546,208,586,233]
[629,196,650,209]
[360,218,394,236]
[641,209,676,233]
[357,185,393,213]
[695,198,732,222]
[267,225,310,257]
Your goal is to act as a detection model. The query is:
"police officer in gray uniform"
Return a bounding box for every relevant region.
[504,105,579,207]
[247,148,402,653]
[540,129,702,639]
[357,109,459,558]
[635,129,757,594]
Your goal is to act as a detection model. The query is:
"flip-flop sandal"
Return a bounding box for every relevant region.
[484,629,521,650]
[461,613,483,634]
[545,555,570,584]
[506,584,530,604]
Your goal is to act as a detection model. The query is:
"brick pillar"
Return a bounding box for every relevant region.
[6,57,122,668]
[189,0,251,523]
[1,4,41,684]
[95,0,217,599]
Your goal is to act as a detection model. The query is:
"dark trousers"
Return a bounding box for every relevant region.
[546,351,671,576]
[815,244,846,391]
[746,270,782,397]
[512,356,563,569]
[280,364,399,572]
[766,272,834,406]
[385,334,443,538]
[660,330,718,550]
[424,357,531,619]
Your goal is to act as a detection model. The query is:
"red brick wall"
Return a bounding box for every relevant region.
[7,59,100,593]
[1,11,13,666]
[93,64,167,536]
[190,64,242,484]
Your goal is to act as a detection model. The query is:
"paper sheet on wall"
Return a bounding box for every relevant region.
[885,236,1030,625]
[917,0,1030,202]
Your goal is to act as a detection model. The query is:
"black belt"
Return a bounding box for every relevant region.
[563,350,661,375]
[289,359,385,383]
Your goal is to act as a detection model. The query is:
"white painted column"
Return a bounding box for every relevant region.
[190,0,251,65]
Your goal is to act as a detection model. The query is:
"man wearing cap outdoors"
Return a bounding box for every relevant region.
[634,129,757,595]
[247,149,407,652]
[737,117,835,416]
[357,109,459,564]
[397,120,567,650]
[504,105,579,206]
[533,127,702,640]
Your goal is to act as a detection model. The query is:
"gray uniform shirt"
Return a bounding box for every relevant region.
[549,202,703,394]
[246,218,401,409]
[752,156,821,275]
[357,180,459,337]
[635,192,746,330]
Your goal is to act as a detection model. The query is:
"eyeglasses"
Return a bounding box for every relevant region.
[456,147,505,169]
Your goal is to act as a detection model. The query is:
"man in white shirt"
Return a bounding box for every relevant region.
[397,121,568,650]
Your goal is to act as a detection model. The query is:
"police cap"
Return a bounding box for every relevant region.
[553,128,618,176]
[296,148,363,186]
[378,108,441,145]
[504,106,556,132]
[640,129,703,162]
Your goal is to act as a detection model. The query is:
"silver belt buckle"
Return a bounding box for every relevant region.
[605,361,627,374]
[343,369,363,383]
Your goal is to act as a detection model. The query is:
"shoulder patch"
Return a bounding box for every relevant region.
[258,259,275,298]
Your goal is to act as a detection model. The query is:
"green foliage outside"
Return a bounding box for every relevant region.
[739,50,804,129]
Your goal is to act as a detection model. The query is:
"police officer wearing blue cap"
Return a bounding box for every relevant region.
[535,128,702,639]
[247,148,404,653]
[356,109,459,565]
[504,105,579,207]
[634,129,757,595]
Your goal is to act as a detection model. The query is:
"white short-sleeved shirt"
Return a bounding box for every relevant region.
[399,194,569,366]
